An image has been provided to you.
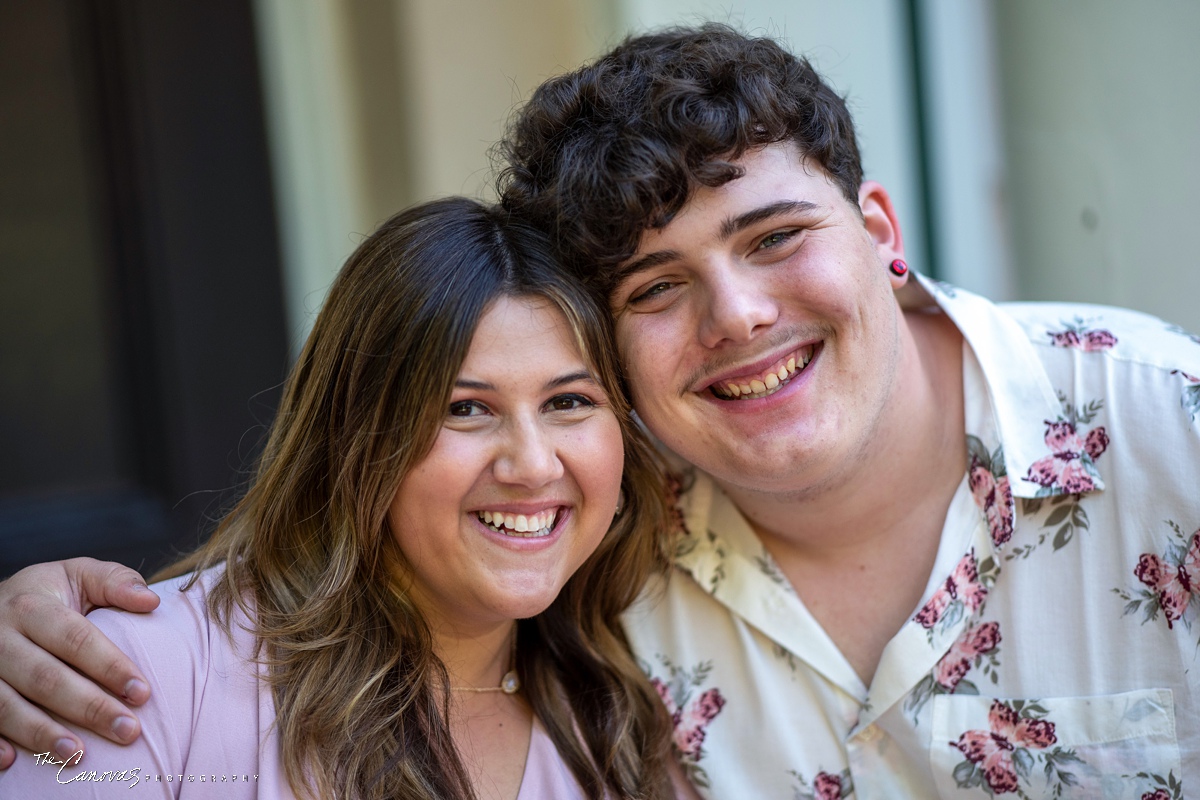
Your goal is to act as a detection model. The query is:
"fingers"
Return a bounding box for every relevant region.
[15,559,154,705]
[0,677,91,765]
[0,736,13,770]
[0,607,143,755]
[31,598,151,704]
[0,562,148,758]
[66,558,160,616]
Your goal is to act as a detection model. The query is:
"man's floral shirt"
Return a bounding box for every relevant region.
[623,276,1200,798]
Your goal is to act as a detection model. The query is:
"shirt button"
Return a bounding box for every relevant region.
[857,724,879,743]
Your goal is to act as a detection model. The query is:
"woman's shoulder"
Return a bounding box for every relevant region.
[86,565,265,731]
[87,564,256,668]
[0,566,278,798]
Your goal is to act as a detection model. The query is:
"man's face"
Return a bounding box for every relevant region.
[609,143,908,497]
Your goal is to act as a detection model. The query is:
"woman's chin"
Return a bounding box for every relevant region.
[489,586,567,624]
[425,580,570,633]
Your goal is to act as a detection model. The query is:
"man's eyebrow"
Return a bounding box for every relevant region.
[719,200,819,240]
[616,249,681,285]
[615,200,821,286]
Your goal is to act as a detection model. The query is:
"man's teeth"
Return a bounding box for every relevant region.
[715,348,814,400]
[478,509,557,537]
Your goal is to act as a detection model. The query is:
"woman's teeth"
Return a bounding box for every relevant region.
[713,346,814,400]
[478,509,557,537]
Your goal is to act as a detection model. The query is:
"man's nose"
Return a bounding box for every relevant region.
[698,266,779,347]
[493,418,565,488]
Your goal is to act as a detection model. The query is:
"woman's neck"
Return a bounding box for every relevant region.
[432,619,518,692]
[432,619,534,800]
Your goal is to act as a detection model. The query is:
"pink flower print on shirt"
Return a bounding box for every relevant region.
[813,772,844,800]
[1117,521,1200,635]
[1046,318,1118,351]
[915,550,988,631]
[670,688,726,759]
[967,436,1014,549]
[648,658,726,788]
[934,621,1002,691]
[790,768,853,800]
[970,460,1014,548]
[906,620,1004,720]
[1144,791,1171,800]
[1134,527,1200,630]
[949,700,1074,795]
[1024,417,1108,496]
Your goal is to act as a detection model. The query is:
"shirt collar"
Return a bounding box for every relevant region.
[904,274,1103,498]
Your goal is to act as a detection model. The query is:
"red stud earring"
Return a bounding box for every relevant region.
[889,259,908,277]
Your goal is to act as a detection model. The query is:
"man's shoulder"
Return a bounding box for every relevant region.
[997,300,1200,372]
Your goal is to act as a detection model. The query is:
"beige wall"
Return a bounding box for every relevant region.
[996,0,1200,330]
[396,0,617,203]
[254,0,616,344]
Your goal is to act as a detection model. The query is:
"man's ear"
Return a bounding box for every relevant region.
[858,180,905,268]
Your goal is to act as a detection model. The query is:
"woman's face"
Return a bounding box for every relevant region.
[388,295,624,634]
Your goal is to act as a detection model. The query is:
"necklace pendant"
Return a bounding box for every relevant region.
[500,670,520,694]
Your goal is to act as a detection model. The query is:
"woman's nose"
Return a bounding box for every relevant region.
[493,419,564,488]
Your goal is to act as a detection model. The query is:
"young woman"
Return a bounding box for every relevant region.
[0,198,682,799]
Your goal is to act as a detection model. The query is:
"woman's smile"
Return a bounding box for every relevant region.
[475,506,563,537]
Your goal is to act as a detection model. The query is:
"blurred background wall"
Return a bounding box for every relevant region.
[2,0,1197,575]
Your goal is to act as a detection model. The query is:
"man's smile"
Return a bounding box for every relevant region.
[706,343,821,401]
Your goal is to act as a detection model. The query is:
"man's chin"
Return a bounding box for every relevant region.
[676,431,852,497]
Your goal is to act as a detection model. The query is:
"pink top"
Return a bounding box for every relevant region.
[0,569,588,799]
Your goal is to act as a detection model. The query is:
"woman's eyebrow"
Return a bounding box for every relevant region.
[545,370,596,390]
[454,371,597,393]
[455,378,494,390]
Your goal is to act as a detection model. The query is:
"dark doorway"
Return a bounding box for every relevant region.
[0,0,288,577]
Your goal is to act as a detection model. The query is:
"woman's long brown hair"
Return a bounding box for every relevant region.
[157,198,675,799]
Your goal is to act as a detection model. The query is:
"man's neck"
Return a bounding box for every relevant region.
[719,308,966,684]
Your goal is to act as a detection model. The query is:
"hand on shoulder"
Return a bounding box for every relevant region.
[0,558,158,768]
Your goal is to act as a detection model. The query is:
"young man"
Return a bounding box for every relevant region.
[3,24,1199,797]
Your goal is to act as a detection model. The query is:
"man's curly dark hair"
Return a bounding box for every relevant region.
[498,23,863,295]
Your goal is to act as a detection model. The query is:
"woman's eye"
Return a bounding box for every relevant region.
[547,394,594,412]
[449,400,484,417]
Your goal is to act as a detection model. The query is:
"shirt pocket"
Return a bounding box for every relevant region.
[929,689,1180,799]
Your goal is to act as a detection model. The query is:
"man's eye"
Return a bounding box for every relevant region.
[629,281,674,304]
[757,230,797,250]
[547,394,594,412]
[449,400,484,417]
